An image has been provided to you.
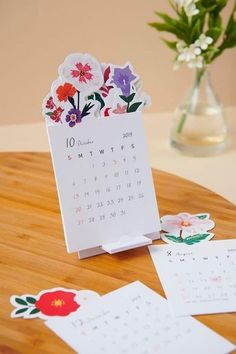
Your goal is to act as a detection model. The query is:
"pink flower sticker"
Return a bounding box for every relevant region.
[161,212,215,245]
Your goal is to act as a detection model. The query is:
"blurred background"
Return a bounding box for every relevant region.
[0,0,236,125]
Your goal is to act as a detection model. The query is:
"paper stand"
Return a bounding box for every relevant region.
[78,232,160,259]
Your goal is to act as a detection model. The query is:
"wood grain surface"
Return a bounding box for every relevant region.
[0,152,235,354]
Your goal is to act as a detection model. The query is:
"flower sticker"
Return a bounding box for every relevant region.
[161,212,215,245]
[42,54,150,124]
[59,53,104,95]
[10,288,100,320]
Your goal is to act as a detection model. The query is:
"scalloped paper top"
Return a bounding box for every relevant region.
[42,53,150,127]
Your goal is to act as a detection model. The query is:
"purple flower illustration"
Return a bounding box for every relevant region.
[66,108,81,127]
[111,65,136,96]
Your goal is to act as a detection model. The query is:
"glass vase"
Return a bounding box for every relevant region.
[170,67,227,156]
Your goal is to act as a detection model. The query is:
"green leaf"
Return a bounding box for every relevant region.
[161,39,177,51]
[184,233,210,245]
[148,22,187,41]
[191,19,201,42]
[15,307,28,315]
[46,112,52,116]
[120,93,135,103]
[15,298,28,306]
[164,235,183,243]
[94,92,105,109]
[81,102,94,118]
[88,94,94,100]
[68,96,76,109]
[29,308,40,315]
[196,214,208,220]
[26,296,36,304]
[127,102,142,113]
[155,12,179,27]
[206,27,222,42]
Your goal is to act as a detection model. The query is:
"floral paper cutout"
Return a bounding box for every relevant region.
[161,212,215,245]
[42,54,150,126]
[10,287,100,320]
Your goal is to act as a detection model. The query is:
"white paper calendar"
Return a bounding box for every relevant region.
[43,53,161,257]
[48,113,160,254]
[46,281,235,354]
[149,239,236,316]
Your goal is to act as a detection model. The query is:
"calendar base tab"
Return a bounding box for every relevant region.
[101,234,152,254]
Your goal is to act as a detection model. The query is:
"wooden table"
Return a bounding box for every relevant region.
[0,152,235,354]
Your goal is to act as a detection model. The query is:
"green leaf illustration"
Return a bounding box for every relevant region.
[46,112,52,116]
[29,308,40,315]
[164,235,183,243]
[15,307,28,315]
[196,214,208,220]
[94,92,105,110]
[15,298,28,306]
[120,93,135,103]
[127,102,142,113]
[26,296,36,304]
[184,233,210,245]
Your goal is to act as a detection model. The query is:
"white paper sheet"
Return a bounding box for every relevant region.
[149,239,236,316]
[48,112,160,253]
[46,281,235,354]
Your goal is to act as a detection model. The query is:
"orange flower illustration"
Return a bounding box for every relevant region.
[56,83,77,102]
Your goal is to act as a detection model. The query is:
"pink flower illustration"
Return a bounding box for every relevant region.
[46,96,55,110]
[71,62,93,83]
[51,107,64,122]
[59,54,103,95]
[112,103,127,114]
[161,212,214,238]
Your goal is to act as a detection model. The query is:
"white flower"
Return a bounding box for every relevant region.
[184,1,199,17]
[174,0,199,17]
[177,43,201,62]
[195,34,213,50]
[176,40,186,52]
[187,55,204,68]
[59,53,104,95]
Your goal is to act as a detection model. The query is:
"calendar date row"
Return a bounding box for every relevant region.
[75,193,145,213]
[77,209,127,225]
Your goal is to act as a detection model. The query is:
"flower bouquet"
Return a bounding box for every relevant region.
[149,0,236,156]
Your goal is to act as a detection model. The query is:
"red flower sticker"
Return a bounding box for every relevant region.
[35,290,80,316]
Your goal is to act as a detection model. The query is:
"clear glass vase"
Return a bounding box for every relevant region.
[171,67,228,156]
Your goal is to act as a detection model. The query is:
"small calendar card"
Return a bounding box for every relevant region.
[46,281,235,354]
[149,239,236,316]
[43,53,160,256]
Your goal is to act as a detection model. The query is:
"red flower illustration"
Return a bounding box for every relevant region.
[35,290,80,316]
[56,83,77,102]
[46,96,55,109]
[50,107,64,122]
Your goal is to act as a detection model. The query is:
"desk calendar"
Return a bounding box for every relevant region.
[46,281,235,354]
[43,53,160,257]
[149,239,236,316]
